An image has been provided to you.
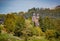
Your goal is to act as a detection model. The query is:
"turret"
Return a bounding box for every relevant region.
[32,13,39,27]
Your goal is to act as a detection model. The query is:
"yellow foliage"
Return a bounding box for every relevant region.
[45,29,55,38]
[34,27,44,36]
[25,19,32,28]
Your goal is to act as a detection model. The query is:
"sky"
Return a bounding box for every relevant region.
[0,0,60,14]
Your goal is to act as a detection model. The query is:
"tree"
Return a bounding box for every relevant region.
[4,14,16,33]
[14,14,25,37]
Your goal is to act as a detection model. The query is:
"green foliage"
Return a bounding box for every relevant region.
[0,26,2,33]
[41,16,56,32]
[13,14,25,37]
[45,29,56,39]
[0,5,60,41]
[0,25,4,33]
[4,14,16,32]
[21,19,33,38]
[31,27,44,36]
[27,36,49,41]
[0,33,24,41]
[0,33,9,41]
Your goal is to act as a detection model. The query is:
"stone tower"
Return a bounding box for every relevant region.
[32,13,39,26]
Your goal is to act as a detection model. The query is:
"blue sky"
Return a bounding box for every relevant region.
[0,0,60,14]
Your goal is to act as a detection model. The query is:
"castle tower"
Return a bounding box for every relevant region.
[37,14,39,19]
[32,13,36,22]
[32,13,39,26]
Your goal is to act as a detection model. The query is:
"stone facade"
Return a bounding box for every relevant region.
[32,13,39,26]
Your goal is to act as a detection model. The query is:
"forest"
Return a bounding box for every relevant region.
[0,5,60,41]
